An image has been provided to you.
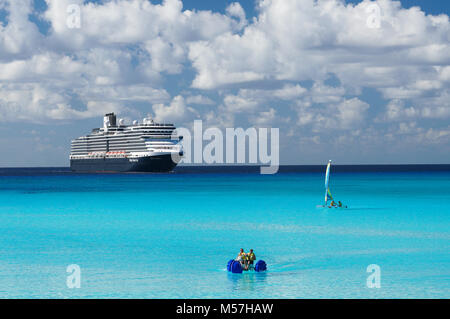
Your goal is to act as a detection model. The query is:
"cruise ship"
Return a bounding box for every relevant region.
[70,113,183,172]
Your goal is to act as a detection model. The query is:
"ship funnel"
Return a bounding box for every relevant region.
[143,116,154,125]
[103,113,117,130]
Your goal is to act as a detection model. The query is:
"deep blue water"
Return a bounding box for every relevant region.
[0,166,449,298]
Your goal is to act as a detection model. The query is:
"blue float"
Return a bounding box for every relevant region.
[226,259,267,273]
[254,260,267,272]
[227,259,234,272]
[231,260,243,273]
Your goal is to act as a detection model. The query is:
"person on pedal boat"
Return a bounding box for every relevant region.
[236,248,246,265]
[247,249,256,269]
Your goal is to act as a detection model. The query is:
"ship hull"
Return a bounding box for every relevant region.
[70,154,178,172]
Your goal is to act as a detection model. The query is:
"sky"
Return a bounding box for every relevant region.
[0,0,449,166]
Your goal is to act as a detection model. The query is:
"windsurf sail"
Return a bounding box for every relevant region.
[324,160,333,205]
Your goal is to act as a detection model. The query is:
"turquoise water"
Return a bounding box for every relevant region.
[0,168,448,298]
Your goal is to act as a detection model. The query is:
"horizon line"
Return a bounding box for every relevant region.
[1,163,449,169]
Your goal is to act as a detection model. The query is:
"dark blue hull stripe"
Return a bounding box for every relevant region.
[70,154,178,172]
